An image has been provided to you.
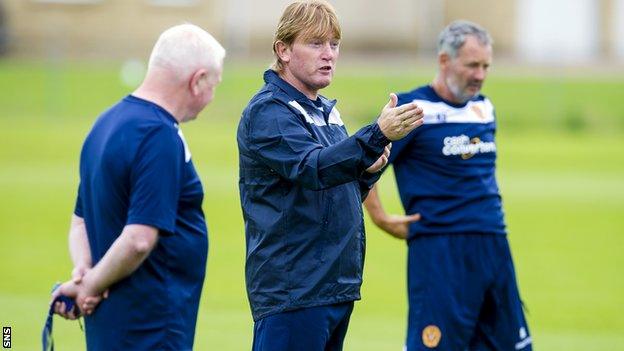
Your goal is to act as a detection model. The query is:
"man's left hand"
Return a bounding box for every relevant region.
[366,144,391,173]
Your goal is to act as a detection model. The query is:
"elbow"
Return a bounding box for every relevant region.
[132,238,154,256]
[127,226,158,256]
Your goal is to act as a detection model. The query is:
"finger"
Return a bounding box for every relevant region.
[397,105,424,121]
[404,109,424,124]
[56,302,69,318]
[406,213,421,222]
[53,301,62,315]
[387,142,392,151]
[403,117,424,131]
[103,289,109,299]
[394,213,421,224]
[384,93,398,110]
[82,303,93,315]
[383,146,391,158]
[393,101,420,117]
[84,296,100,307]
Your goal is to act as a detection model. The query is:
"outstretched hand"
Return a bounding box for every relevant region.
[377,93,424,141]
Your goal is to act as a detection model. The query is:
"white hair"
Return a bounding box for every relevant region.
[437,20,492,58]
[148,23,226,80]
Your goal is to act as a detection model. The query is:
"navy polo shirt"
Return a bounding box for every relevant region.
[74,95,208,350]
[388,86,506,238]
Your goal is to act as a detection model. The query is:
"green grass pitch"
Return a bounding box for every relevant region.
[0,60,623,350]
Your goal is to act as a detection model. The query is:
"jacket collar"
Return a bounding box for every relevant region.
[263,69,337,114]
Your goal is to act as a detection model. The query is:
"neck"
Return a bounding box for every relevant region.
[278,69,318,100]
[133,71,186,123]
[431,74,461,105]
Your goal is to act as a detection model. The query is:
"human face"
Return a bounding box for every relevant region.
[185,66,222,122]
[443,35,492,103]
[278,36,340,99]
[199,67,222,106]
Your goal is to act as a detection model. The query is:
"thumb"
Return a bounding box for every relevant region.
[384,93,398,109]
[71,267,85,284]
[406,213,421,222]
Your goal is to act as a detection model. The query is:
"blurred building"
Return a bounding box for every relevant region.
[1,0,623,63]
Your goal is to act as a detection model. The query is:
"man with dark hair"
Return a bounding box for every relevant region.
[237,1,423,350]
[364,20,532,351]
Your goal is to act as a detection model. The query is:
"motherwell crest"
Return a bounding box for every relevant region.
[422,325,441,348]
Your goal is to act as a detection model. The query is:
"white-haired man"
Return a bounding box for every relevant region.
[364,21,532,350]
[52,23,225,350]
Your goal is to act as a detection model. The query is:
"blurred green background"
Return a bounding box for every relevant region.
[0,59,623,350]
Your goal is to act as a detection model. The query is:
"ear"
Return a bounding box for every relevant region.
[189,69,208,96]
[438,52,450,69]
[274,41,292,64]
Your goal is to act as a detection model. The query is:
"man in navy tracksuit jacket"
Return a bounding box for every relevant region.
[236,2,423,350]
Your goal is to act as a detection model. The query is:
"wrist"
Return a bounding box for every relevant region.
[80,270,103,296]
[370,213,387,227]
[371,122,391,147]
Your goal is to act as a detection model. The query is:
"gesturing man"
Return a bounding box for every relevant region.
[237,1,423,350]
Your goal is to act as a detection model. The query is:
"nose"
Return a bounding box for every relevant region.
[320,42,335,61]
[474,66,487,81]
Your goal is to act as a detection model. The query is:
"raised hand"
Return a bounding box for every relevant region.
[377,93,424,141]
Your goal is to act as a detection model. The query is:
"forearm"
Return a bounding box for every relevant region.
[82,224,158,295]
[258,123,389,190]
[359,172,382,201]
[363,185,386,225]
[68,214,91,269]
[363,185,417,239]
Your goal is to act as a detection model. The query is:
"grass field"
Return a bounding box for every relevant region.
[0,60,623,350]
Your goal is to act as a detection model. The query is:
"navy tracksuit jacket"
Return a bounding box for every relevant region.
[237,70,390,321]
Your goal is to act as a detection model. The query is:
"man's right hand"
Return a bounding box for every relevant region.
[377,93,424,141]
[363,185,421,240]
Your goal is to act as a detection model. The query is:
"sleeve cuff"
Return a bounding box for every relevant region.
[369,122,391,148]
